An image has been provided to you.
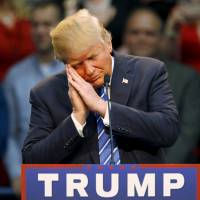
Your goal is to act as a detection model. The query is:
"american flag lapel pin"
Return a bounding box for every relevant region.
[122,78,128,84]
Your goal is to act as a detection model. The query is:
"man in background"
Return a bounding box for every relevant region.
[121,7,200,163]
[3,0,64,197]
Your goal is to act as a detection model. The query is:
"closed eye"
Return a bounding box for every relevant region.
[88,55,97,60]
[72,62,83,69]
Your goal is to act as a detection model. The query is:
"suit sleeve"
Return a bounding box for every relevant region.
[110,64,179,147]
[22,89,84,163]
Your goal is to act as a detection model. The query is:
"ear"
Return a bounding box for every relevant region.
[107,40,112,53]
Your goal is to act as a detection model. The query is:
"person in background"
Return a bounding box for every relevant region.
[64,0,136,49]
[139,0,176,21]
[121,7,200,163]
[0,0,35,81]
[3,0,64,197]
[164,2,200,73]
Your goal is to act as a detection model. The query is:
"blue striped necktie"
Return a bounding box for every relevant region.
[96,87,120,165]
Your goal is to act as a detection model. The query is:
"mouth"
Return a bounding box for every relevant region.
[85,74,100,83]
[88,76,99,83]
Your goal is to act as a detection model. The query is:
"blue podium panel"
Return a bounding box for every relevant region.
[22,164,200,200]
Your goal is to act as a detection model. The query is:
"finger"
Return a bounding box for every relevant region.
[68,66,86,85]
[66,67,72,89]
[68,73,81,92]
[67,70,80,93]
[68,78,79,99]
[69,69,90,92]
[66,64,71,75]
[68,66,81,80]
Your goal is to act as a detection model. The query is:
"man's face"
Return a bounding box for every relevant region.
[31,5,60,53]
[67,41,112,88]
[124,11,161,57]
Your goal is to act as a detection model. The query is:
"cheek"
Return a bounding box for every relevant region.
[92,76,104,88]
[126,36,132,43]
[151,38,159,46]
[146,37,157,44]
[76,68,85,78]
[129,36,138,44]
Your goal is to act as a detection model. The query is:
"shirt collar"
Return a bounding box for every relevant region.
[109,56,114,85]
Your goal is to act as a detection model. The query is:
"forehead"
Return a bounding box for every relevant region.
[67,42,104,64]
[31,5,59,22]
[128,12,161,31]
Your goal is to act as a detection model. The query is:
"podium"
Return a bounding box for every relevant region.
[22,164,200,200]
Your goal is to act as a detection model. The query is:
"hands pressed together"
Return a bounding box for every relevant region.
[66,65,107,125]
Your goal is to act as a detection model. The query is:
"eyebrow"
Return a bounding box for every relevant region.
[70,53,97,66]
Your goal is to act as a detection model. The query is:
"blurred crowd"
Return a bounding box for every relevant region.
[0,0,200,199]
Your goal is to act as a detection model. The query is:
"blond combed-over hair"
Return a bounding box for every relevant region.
[50,9,111,62]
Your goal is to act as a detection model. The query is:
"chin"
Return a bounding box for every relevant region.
[92,79,104,89]
[92,83,102,89]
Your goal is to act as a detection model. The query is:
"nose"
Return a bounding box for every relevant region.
[34,23,46,34]
[84,61,95,76]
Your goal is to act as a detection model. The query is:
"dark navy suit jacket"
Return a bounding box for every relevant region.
[22,52,179,164]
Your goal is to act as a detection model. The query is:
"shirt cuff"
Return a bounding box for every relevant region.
[102,103,110,126]
[71,113,86,137]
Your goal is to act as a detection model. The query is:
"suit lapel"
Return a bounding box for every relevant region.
[111,52,134,105]
[111,53,135,164]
